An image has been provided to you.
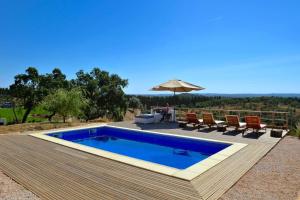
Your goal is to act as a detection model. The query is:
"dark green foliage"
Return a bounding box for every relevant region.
[133,94,300,110]
[130,94,203,110]
[3,67,299,128]
[8,67,69,123]
[72,68,128,121]
[40,68,70,94]
[128,96,142,109]
[0,88,9,96]
[2,67,129,123]
[9,67,43,123]
[129,94,300,128]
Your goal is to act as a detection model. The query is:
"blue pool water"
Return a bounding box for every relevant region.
[47,126,230,169]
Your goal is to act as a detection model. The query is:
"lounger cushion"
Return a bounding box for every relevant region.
[239,122,246,127]
[260,124,267,128]
[215,120,224,124]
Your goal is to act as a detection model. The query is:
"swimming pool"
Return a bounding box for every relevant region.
[48,126,230,169]
[31,125,247,180]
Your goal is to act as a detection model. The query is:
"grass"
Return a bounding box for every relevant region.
[289,124,300,138]
[0,108,21,124]
[0,106,49,124]
[0,106,110,125]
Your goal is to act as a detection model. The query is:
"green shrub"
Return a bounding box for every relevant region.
[289,123,300,138]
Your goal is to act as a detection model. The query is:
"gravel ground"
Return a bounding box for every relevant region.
[0,171,39,200]
[220,136,300,200]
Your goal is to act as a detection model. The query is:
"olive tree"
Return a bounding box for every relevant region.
[41,88,86,123]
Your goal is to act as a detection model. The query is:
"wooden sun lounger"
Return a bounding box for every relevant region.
[178,113,203,128]
[202,113,224,129]
[244,116,267,136]
[225,115,246,133]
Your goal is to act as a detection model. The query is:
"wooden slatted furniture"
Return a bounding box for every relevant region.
[225,115,246,133]
[244,116,267,136]
[178,113,203,128]
[202,113,224,129]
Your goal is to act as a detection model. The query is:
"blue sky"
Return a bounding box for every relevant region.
[0,0,299,94]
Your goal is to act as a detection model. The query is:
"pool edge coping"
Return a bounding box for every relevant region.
[29,124,247,181]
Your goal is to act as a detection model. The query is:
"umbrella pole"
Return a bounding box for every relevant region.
[173,91,176,122]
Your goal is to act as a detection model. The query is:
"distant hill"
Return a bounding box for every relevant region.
[129,93,300,98]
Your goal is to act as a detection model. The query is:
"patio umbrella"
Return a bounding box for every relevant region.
[150,79,205,121]
[151,79,205,95]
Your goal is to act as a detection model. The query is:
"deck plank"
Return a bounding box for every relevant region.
[192,143,272,200]
[0,135,200,200]
[0,122,284,200]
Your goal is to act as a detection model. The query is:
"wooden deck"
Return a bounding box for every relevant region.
[0,122,286,200]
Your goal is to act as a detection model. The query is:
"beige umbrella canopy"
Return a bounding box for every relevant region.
[151,79,205,121]
[151,79,205,94]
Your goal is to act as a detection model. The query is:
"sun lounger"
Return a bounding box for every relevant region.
[225,115,246,133]
[178,113,203,128]
[202,113,224,129]
[244,116,267,136]
[186,113,203,126]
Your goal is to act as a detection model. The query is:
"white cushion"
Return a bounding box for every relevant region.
[260,124,267,128]
[215,120,224,124]
[239,122,246,127]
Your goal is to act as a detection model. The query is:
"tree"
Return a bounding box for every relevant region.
[39,68,69,120]
[9,67,69,123]
[128,96,142,109]
[72,68,128,121]
[41,88,86,123]
[9,67,43,123]
[0,88,9,96]
[40,68,69,92]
